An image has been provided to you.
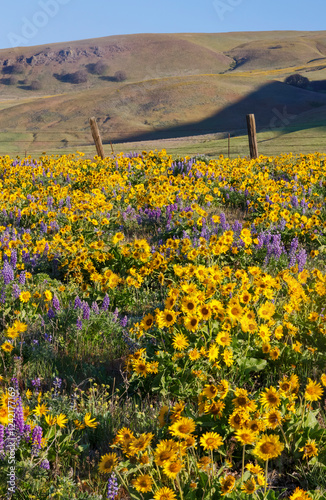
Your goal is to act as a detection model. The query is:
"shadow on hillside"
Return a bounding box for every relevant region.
[99,75,118,82]
[109,80,326,144]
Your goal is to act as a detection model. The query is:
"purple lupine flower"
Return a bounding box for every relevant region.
[288,237,299,267]
[40,221,47,234]
[40,459,50,470]
[31,425,43,456]
[1,288,7,304]
[74,296,83,309]
[91,301,100,315]
[112,308,119,323]
[0,424,4,458]
[107,473,119,499]
[101,294,110,311]
[219,212,229,231]
[31,378,41,389]
[23,424,31,443]
[47,308,55,319]
[297,249,307,272]
[82,302,90,320]
[14,396,24,438]
[2,261,14,285]
[120,316,128,328]
[11,377,19,391]
[53,377,62,394]
[18,271,26,285]
[13,284,21,299]
[44,333,52,343]
[76,318,83,330]
[10,249,17,269]
[52,295,60,311]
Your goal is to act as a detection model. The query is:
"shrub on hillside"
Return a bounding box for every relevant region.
[284,73,309,89]
[53,70,88,84]
[2,63,25,75]
[30,80,42,90]
[92,61,109,75]
[114,70,127,82]
[2,76,18,86]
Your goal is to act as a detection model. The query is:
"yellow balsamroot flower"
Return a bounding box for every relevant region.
[141,313,154,330]
[180,296,199,315]
[74,419,86,430]
[98,452,118,474]
[204,400,225,419]
[153,486,177,500]
[289,488,313,500]
[19,291,31,303]
[158,406,169,428]
[1,342,14,353]
[0,406,9,425]
[321,374,326,386]
[253,434,284,461]
[246,463,264,475]
[129,433,154,456]
[45,414,57,426]
[257,302,275,320]
[13,320,27,333]
[169,417,196,439]
[188,348,201,361]
[241,478,257,494]
[219,475,236,496]
[115,427,135,444]
[172,332,189,351]
[154,439,178,466]
[132,474,153,493]
[300,439,318,459]
[56,413,68,428]
[234,428,258,446]
[6,327,19,340]
[260,386,281,409]
[44,290,52,301]
[112,232,124,245]
[304,378,324,402]
[33,403,49,417]
[132,358,149,377]
[183,315,200,332]
[232,388,256,412]
[202,384,219,399]
[163,459,184,479]
[263,410,283,430]
[156,309,178,329]
[200,431,223,451]
[223,348,234,367]
[84,413,99,428]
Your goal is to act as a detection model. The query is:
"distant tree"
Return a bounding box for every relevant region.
[69,70,88,84]
[284,74,309,89]
[114,70,127,82]
[11,63,25,74]
[55,70,88,84]
[7,76,17,86]
[30,80,42,90]
[93,61,109,75]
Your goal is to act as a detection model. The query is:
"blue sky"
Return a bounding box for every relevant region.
[0,0,325,50]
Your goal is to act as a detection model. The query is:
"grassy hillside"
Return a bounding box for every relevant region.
[0,31,326,156]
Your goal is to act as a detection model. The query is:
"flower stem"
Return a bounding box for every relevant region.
[241,444,246,483]
[264,459,269,497]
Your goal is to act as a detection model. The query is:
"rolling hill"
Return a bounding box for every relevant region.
[0,31,326,155]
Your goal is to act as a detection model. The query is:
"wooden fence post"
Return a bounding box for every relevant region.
[246,114,258,159]
[89,117,105,159]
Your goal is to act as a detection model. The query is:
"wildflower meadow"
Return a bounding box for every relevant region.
[0,149,325,499]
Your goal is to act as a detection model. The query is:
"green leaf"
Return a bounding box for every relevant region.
[237,357,267,373]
